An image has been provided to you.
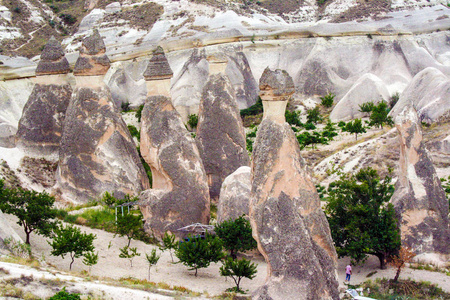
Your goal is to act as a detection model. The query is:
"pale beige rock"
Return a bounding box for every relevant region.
[250,69,339,300]
[391,105,450,260]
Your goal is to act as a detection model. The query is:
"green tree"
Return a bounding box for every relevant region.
[115,211,144,247]
[285,110,303,127]
[240,97,263,117]
[215,216,257,260]
[0,181,57,245]
[187,114,199,130]
[49,224,96,270]
[320,92,335,108]
[119,245,140,267]
[324,167,400,269]
[358,101,375,117]
[344,118,366,140]
[175,233,224,276]
[145,249,160,280]
[220,257,257,292]
[306,106,322,124]
[82,251,98,273]
[49,287,81,300]
[322,119,338,141]
[296,131,327,149]
[369,101,393,129]
[159,231,177,262]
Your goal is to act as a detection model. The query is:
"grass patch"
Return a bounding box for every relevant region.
[358,278,450,300]
[0,256,40,268]
[117,277,200,297]
[410,263,450,276]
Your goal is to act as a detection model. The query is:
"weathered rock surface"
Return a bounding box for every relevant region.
[391,105,450,258]
[196,71,250,199]
[56,85,150,203]
[330,73,390,121]
[250,69,339,300]
[217,166,251,223]
[0,210,23,254]
[35,37,70,76]
[16,83,72,156]
[73,29,111,76]
[16,38,72,156]
[139,95,210,239]
[143,46,173,81]
[390,67,450,123]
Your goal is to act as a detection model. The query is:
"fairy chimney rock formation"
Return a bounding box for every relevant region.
[207,52,228,75]
[143,46,173,97]
[391,105,450,260]
[139,95,210,239]
[250,68,339,300]
[73,29,110,77]
[15,37,72,155]
[196,55,250,199]
[259,67,295,123]
[56,31,149,203]
[217,166,251,223]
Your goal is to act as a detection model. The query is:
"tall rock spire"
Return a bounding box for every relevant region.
[56,30,149,203]
[391,105,450,260]
[195,52,250,199]
[16,37,71,156]
[249,67,339,300]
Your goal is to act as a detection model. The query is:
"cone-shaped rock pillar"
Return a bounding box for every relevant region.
[195,53,250,199]
[56,30,149,203]
[250,67,339,300]
[143,46,173,97]
[16,37,71,156]
[391,105,450,260]
[139,95,210,239]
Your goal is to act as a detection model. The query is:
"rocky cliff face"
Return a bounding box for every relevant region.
[139,95,210,238]
[391,105,450,259]
[250,68,339,300]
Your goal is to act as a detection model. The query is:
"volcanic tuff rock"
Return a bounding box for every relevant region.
[74,29,111,76]
[0,210,23,254]
[391,105,450,258]
[143,46,173,81]
[139,95,210,239]
[217,166,251,223]
[16,38,72,156]
[250,69,339,300]
[330,73,390,121]
[196,69,250,199]
[389,68,450,123]
[35,37,70,76]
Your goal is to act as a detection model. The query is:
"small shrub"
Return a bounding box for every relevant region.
[59,13,77,25]
[127,125,140,140]
[320,93,335,108]
[48,287,81,300]
[220,257,257,293]
[119,246,140,267]
[240,97,263,116]
[145,249,160,280]
[306,106,322,124]
[389,92,400,109]
[121,101,131,112]
[187,114,198,130]
[159,232,177,263]
[135,104,144,122]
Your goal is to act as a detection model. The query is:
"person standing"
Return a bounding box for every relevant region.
[345,263,352,284]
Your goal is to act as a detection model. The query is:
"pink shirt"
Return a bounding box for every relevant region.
[346,265,352,274]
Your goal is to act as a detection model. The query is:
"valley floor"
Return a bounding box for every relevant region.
[1,214,449,299]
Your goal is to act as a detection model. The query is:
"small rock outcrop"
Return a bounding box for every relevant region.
[250,68,339,300]
[217,166,251,223]
[139,95,210,239]
[143,46,173,97]
[73,29,110,76]
[196,53,250,199]
[16,37,71,156]
[57,31,149,203]
[0,210,23,254]
[391,105,450,259]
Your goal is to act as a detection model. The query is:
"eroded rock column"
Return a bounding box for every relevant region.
[56,30,149,203]
[391,105,450,261]
[196,53,249,199]
[250,67,339,300]
[139,47,210,239]
[16,37,72,156]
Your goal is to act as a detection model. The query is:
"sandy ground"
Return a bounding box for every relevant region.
[2,213,450,298]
